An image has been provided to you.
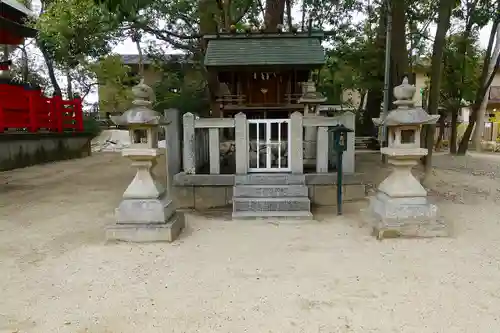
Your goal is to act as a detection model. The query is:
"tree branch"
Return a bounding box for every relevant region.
[233,0,254,24]
[135,22,201,40]
[141,26,198,52]
[256,0,266,20]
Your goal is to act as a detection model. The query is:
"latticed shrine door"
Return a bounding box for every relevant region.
[249,72,279,106]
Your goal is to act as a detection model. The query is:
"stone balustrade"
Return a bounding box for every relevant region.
[181,111,356,175]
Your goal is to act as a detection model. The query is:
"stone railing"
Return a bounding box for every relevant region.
[182,112,248,174]
[302,111,355,173]
[181,111,355,175]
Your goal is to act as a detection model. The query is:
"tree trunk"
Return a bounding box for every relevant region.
[199,0,223,117]
[36,0,61,96]
[362,4,387,137]
[1,45,7,61]
[458,24,500,154]
[39,42,62,96]
[285,0,293,31]
[300,0,306,31]
[264,0,286,31]
[473,24,500,151]
[389,0,408,95]
[66,70,73,99]
[21,43,29,82]
[450,107,458,153]
[435,113,445,151]
[423,0,454,178]
[134,35,144,78]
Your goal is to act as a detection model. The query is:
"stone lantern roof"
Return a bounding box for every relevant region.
[299,78,327,104]
[372,77,439,127]
[110,80,165,127]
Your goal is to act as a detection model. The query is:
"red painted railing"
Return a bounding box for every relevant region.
[0,83,84,133]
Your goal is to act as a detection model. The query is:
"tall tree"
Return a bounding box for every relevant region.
[423,0,455,177]
[457,2,500,154]
[473,23,500,150]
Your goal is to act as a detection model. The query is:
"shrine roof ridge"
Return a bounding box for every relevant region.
[203,31,324,40]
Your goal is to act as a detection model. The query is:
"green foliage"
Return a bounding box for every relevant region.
[94,55,137,113]
[153,63,209,115]
[36,0,122,66]
[320,36,383,108]
[424,32,483,110]
[82,115,102,137]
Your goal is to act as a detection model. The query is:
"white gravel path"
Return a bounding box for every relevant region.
[1,152,500,333]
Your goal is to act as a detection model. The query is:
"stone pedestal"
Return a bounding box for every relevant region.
[368,150,448,238]
[106,148,185,242]
[368,192,447,239]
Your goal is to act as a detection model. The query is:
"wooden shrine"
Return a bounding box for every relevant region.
[203,30,325,119]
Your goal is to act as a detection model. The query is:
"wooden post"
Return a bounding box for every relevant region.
[74,96,84,132]
[0,105,4,133]
[53,95,63,132]
[27,90,38,133]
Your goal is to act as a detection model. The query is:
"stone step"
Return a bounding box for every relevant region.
[233,197,310,212]
[232,211,313,220]
[235,174,305,185]
[233,185,308,198]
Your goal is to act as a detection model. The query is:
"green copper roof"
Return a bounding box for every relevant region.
[204,33,325,67]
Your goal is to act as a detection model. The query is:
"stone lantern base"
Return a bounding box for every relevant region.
[368,193,448,240]
[105,149,185,243]
[367,150,449,239]
[106,198,185,243]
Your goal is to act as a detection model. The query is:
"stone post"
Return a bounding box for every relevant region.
[209,128,220,174]
[290,111,304,174]
[316,126,329,173]
[303,105,317,165]
[235,112,248,174]
[182,112,196,174]
[163,109,181,195]
[340,111,355,173]
[106,80,185,243]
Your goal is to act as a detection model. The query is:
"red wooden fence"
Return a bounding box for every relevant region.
[0,83,83,133]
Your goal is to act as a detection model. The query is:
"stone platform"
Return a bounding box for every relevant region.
[173,172,367,210]
[107,195,185,242]
[368,192,449,239]
[106,212,185,242]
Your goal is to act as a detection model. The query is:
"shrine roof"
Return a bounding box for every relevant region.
[203,32,325,68]
[0,0,34,17]
[0,16,37,38]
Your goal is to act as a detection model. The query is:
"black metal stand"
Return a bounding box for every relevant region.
[336,151,343,215]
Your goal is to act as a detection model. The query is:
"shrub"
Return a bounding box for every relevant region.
[82,115,101,137]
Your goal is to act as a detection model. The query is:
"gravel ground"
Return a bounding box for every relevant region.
[1,152,500,333]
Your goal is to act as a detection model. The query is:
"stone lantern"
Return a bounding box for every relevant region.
[106,80,185,242]
[369,77,447,239]
[299,78,327,166]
